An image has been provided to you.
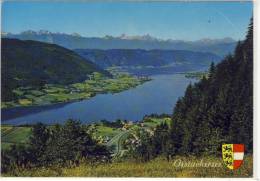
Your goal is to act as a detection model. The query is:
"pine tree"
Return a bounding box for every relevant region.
[208,62,215,80]
[169,18,253,156]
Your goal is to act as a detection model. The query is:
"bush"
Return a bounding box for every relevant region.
[1,120,112,173]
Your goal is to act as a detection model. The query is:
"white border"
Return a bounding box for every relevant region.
[0,0,259,180]
[253,0,259,180]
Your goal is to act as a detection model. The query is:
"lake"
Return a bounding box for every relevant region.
[1,74,197,125]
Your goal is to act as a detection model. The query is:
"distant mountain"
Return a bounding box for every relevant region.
[2,30,237,57]
[1,38,111,101]
[75,49,221,76]
[75,49,221,68]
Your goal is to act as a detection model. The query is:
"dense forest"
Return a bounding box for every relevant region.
[167,18,253,156]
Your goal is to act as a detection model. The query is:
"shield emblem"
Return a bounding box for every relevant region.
[222,144,244,170]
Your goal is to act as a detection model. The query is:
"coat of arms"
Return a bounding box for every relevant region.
[222,144,244,170]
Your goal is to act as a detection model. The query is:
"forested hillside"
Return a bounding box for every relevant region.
[1,38,111,102]
[169,18,253,155]
[75,49,221,68]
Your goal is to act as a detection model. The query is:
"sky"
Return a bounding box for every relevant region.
[1,1,253,41]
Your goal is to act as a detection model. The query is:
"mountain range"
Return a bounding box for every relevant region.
[2,30,237,57]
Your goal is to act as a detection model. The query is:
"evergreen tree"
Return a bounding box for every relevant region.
[169,18,253,155]
[29,122,50,164]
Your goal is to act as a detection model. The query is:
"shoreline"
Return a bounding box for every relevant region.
[1,75,151,110]
[1,71,204,110]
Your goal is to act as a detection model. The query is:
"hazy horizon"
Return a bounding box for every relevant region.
[2,29,239,42]
[2,1,252,41]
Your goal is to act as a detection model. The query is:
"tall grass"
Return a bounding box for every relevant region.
[2,155,252,177]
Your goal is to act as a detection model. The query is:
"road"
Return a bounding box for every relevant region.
[106,130,129,157]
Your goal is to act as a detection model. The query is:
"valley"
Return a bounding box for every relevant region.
[1,1,254,178]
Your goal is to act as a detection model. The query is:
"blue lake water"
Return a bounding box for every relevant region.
[1,74,197,125]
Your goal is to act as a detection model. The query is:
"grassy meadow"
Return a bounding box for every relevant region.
[2,155,252,177]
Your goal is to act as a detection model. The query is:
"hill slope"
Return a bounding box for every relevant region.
[169,18,253,155]
[1,38,111,102]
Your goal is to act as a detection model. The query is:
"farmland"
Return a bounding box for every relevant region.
[1,125,31,150]
[2,72,150,109]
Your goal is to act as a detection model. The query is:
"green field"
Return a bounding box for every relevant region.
[1,125,32,150]
[183,71,208,79]
[143,117,171,127]
[2,72,150,109]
